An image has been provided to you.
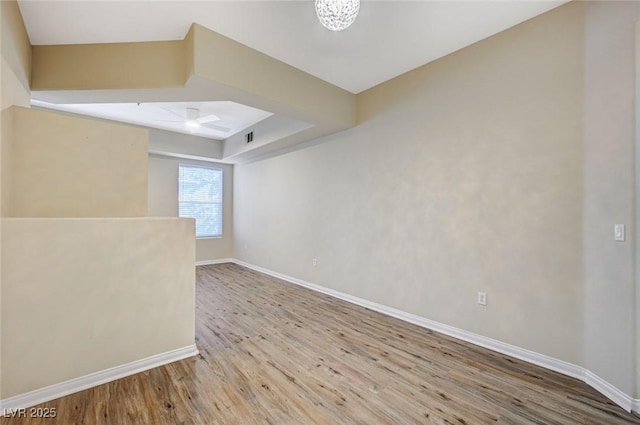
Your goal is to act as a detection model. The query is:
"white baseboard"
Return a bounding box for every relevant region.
[196,258,232,266]
[0,344,199,411]
[231,259,639,413]
[583,370,636,413]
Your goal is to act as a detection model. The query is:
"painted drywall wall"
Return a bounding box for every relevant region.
[1,0,33,395]
[1,6,3,400]
[1,0,30,102]
[1,217,195,398]
[235,1,585,366]
[4,106,148,217]
[189,24,355,127]
[1,107,14,217]
[1,54,29,112]
[637,17,640,403]
[1,0,31,214]
[222,114,312,161]
[31,40,188,91]
[583,1,639,398]
[148,153,233,262]
[148,128,223,161]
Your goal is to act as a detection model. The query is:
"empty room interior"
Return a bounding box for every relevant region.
[2,0,640,423]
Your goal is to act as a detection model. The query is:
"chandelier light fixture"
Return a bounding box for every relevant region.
[315,0,360,32]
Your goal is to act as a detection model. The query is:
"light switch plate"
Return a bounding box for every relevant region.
[614,224,625,241]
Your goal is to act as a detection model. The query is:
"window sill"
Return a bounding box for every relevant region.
[196,236,223,240]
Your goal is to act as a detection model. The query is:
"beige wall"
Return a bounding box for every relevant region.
[583,1,639,398]
[1,107,14,217]
[637,18,640,403]
[235,2,585,364]
[190,24,355,128]
[4,107,148,217]
[1,0,31,214]
[31,40,188,91]
[1,0,30,106]
[1,56,29,111]
[1,0,33,397]
[1,217,195,398]
[148,153,233,262]
[148,128,223,161]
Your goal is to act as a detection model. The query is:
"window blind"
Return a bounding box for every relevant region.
[178,165,223,238]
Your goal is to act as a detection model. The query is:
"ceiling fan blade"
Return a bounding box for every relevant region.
[197,114,220,124]
[154,119,184,123]
[202,122,231,132]
[158,106,186,119]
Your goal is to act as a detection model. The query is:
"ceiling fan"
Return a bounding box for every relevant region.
[155,106,231,133]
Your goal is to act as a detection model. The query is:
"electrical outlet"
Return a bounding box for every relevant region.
[312,258,317,267]
[614,224,625,241]
[477,292,487,306]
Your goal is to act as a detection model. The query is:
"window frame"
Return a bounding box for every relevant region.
[178,163,224,239]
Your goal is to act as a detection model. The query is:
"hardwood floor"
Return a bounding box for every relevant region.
[3,263,640,424]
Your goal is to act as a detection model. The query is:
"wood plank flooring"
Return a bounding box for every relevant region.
[3,263,640,424]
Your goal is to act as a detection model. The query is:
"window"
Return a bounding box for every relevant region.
[178,164,223,238]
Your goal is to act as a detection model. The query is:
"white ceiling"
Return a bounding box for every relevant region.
[31,100,274,140]
[18,0,569,94]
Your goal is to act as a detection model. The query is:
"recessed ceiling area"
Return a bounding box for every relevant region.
[32,100,274,141]
[19,1,570,164]
[17,0,570,94]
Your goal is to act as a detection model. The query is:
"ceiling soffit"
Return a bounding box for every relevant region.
[30,24,357,164]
